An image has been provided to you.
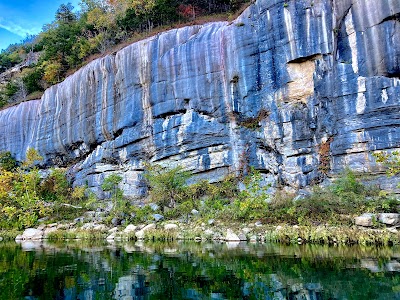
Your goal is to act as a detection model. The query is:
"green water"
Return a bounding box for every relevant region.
[1,241,400,299]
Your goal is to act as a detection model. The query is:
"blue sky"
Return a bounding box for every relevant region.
[0,0,81,51]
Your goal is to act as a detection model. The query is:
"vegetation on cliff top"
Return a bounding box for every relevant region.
[0,0,250,109]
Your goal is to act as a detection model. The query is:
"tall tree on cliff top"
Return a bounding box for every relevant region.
[39,3,85,84]
[56,3,77,23]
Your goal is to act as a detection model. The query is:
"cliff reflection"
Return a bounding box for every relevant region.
[1,241,400,299]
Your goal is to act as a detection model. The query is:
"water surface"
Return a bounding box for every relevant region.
[1,241,400,299]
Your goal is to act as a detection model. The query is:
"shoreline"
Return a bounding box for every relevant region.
[3,221,400,247]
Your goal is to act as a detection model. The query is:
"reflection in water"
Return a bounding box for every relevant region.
[1,241,400,299]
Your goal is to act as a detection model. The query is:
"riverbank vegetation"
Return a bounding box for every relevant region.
[0,0,250,109]
[0,149,86,230]
[1,149,399,245]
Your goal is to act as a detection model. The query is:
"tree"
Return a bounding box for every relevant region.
[23,147,43,169]
[56,3,77,23]
[86,6,117,52]
[42,60,62,85]
[101,174,123,209]
[22,68,44,94]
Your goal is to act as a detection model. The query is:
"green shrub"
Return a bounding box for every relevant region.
[101,173,124,215]
[4,81,18,97]
[0,152,17,171]
[330,168,367,201]
[129,205,154,223]
[144,163,191,212]
[233,168,269,220]
[22,68,44,94]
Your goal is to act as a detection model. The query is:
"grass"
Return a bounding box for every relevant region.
[46,229,107,241]
[265,225,400,246]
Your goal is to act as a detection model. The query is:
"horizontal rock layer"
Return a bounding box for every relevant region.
[0,0,399,196]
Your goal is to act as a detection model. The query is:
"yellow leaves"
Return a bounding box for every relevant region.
[373,151,400,177]
[0,169,14,200]
[23,147,43,168]
[107,0,130,16]
[129,0,156,15]
[72,186,86,200]
[42,60,63,85]
[2,205,17,219]
[87,7,115,30]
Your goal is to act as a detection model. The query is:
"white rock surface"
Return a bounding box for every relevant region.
[225,229,240,241]
[123,224,137,233]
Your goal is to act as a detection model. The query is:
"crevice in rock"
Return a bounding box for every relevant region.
[377,13,400,26]
[101,157,121,165]
[287,54,322,64]
[157,109,187,119]
[113,128,124,139]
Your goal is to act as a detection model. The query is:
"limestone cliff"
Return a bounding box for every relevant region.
[0,0,399,196]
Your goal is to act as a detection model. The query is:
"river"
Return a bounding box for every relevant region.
[1,240,400,299]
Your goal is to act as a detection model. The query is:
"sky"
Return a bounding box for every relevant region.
[0,0,81,51]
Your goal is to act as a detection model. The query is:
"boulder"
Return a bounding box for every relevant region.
[93,224,107,231]
[135,223,156,239]
[238,233,247,241]
[106,233,116,241]
[153,214,164,222]
[355,213,376,227]
[164,224,178,230]
[111,218,122,226]
[37,224,46,231]
[108,227,119,233]
[242,227,252,234]
[81,222,96,230]
[149,203,160,211]
[20,228,43,240]
[135,230,145,239]
[142,223,156,231]
[123,224,137,233]
[378,213,400,226]
[225,229,240,241]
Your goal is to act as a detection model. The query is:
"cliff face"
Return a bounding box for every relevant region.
[0,0,399,196]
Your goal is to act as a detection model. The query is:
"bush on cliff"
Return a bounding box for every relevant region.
[144,163,191,212]
[374,151,400,182]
